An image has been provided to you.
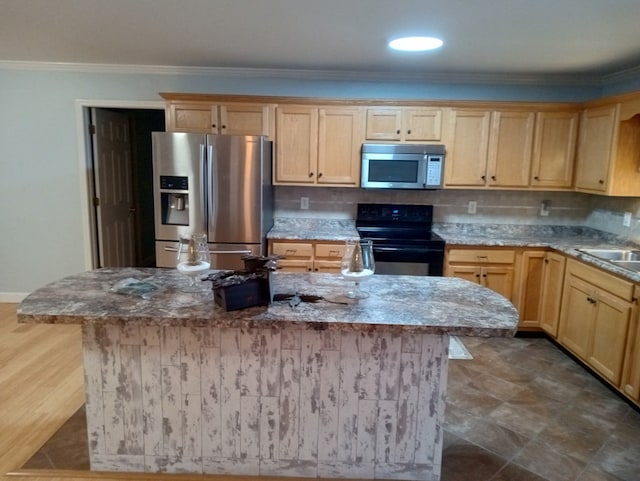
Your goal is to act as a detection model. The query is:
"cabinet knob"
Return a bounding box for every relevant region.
[221,124,227,129]
[482,274,487,278]
[481,175,486,181]
[212,124,217,128]
[318,172,323,178]
[491,175,496,181]
[599,179,605,184]
[396,129,401,134]
[534,176,539,181]
[308,172,314,178]
[407,129,412,134]
[475,274,481,278]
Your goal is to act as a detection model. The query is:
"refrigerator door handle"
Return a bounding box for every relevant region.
[207,143,215,237]
[209,249,253,255]
[199,143,208,232]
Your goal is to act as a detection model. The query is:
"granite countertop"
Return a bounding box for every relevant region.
[267,218,359,241]
[17,268,518,337]
[268,219,640,283]
[434,223,640,283]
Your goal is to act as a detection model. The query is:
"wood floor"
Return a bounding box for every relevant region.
[0,303,334,481]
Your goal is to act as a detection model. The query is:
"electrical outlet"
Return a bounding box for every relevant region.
[300,196,309,210]
[540,200,550,217]
[467,201,477,214]
[623,212,632,227]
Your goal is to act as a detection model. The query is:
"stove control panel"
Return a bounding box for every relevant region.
[356,203,433,223]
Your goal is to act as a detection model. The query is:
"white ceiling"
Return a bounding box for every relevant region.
[2,0,640,82]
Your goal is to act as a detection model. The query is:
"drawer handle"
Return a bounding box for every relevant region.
[285,249,297,255]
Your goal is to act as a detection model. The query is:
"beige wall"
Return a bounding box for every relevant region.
[274,187,640,243]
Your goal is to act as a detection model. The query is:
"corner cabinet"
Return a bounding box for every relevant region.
[558,259,635,386]
[365,107,443,142]
[538,251,566,337]
[274,106,364,186]
[574,101,640,196]
[166,101,275,137]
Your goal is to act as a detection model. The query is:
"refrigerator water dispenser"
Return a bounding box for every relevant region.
[159,175,189,226]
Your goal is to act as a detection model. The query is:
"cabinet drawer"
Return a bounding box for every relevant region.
[448,249,516,264]
[566,258,635,301]
[271,242,314,259]
[315,243,345,259]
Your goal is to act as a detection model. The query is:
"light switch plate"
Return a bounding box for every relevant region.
[468,201,477,214]
[300,197,309,210]
[623,212,632,227]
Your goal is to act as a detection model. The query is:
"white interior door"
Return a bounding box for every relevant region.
[92,108,136,267]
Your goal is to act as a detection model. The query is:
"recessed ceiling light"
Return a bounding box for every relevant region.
[388,36,444,52]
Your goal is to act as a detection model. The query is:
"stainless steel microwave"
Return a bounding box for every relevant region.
[361,143,445,189]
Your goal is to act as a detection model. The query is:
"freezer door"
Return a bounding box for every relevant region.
[152,132,206,242]
[207,135,270,244]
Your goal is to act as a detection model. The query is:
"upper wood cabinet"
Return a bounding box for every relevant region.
[445,109,535,188]
[166,101,275,137]
[574,102,640,196]
[365,107,443,141]
[274,106,364,186]
[530,111,578,189]
[443,109,492,187]
[487,110,535,188]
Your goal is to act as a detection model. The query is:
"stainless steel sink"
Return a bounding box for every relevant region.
[577,248,640,262]
[611,260,640,273]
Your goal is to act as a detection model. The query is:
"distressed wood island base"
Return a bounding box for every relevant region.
[18,268,518,481]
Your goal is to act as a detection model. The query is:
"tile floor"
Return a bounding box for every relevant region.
[23,335,640,481]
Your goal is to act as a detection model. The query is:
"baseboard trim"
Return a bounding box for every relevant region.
[0,292,28,303]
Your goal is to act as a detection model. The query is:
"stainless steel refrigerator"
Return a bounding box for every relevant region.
[152,133,273,269]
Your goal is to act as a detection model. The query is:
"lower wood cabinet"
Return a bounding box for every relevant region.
[622,285,640,402]
[558,259,635,386]
[269,239,345,273]
[538,251,566,337]
[445,248,516,301]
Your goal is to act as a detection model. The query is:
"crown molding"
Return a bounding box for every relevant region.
[0,59,606,87]
[601,63,640,85]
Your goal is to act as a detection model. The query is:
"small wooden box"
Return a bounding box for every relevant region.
[213,274,273,311]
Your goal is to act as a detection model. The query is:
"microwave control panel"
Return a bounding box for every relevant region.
[425,155,443,187]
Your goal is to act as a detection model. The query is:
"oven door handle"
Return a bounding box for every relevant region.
[373,246,444,254]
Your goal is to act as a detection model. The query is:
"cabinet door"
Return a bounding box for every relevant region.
[270,241,314,272]
[575,105,619,192]
[482,266,515,301]
[530,111,578,188]
[365,108,402,140]
[445,265,481,284]
[558,276,594,359]
[219,104,273,138]
[516,251,545,329]
[274,107,318,184]
[168,102,217,133]
[487,111,535,188]
[404,109,443,141]
[317,107,364,186]
[539,252,566,337]
[444,109,491,186]
[621,286,640,400]
[588,290,633,386]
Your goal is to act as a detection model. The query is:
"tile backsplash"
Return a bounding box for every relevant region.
[274,187,640,243]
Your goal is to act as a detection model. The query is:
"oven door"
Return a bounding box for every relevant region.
[372,244,444,276]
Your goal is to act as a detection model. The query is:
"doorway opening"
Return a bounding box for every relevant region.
[81,104,165,269]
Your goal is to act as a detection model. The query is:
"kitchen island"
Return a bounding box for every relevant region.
[18,268,518,481]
